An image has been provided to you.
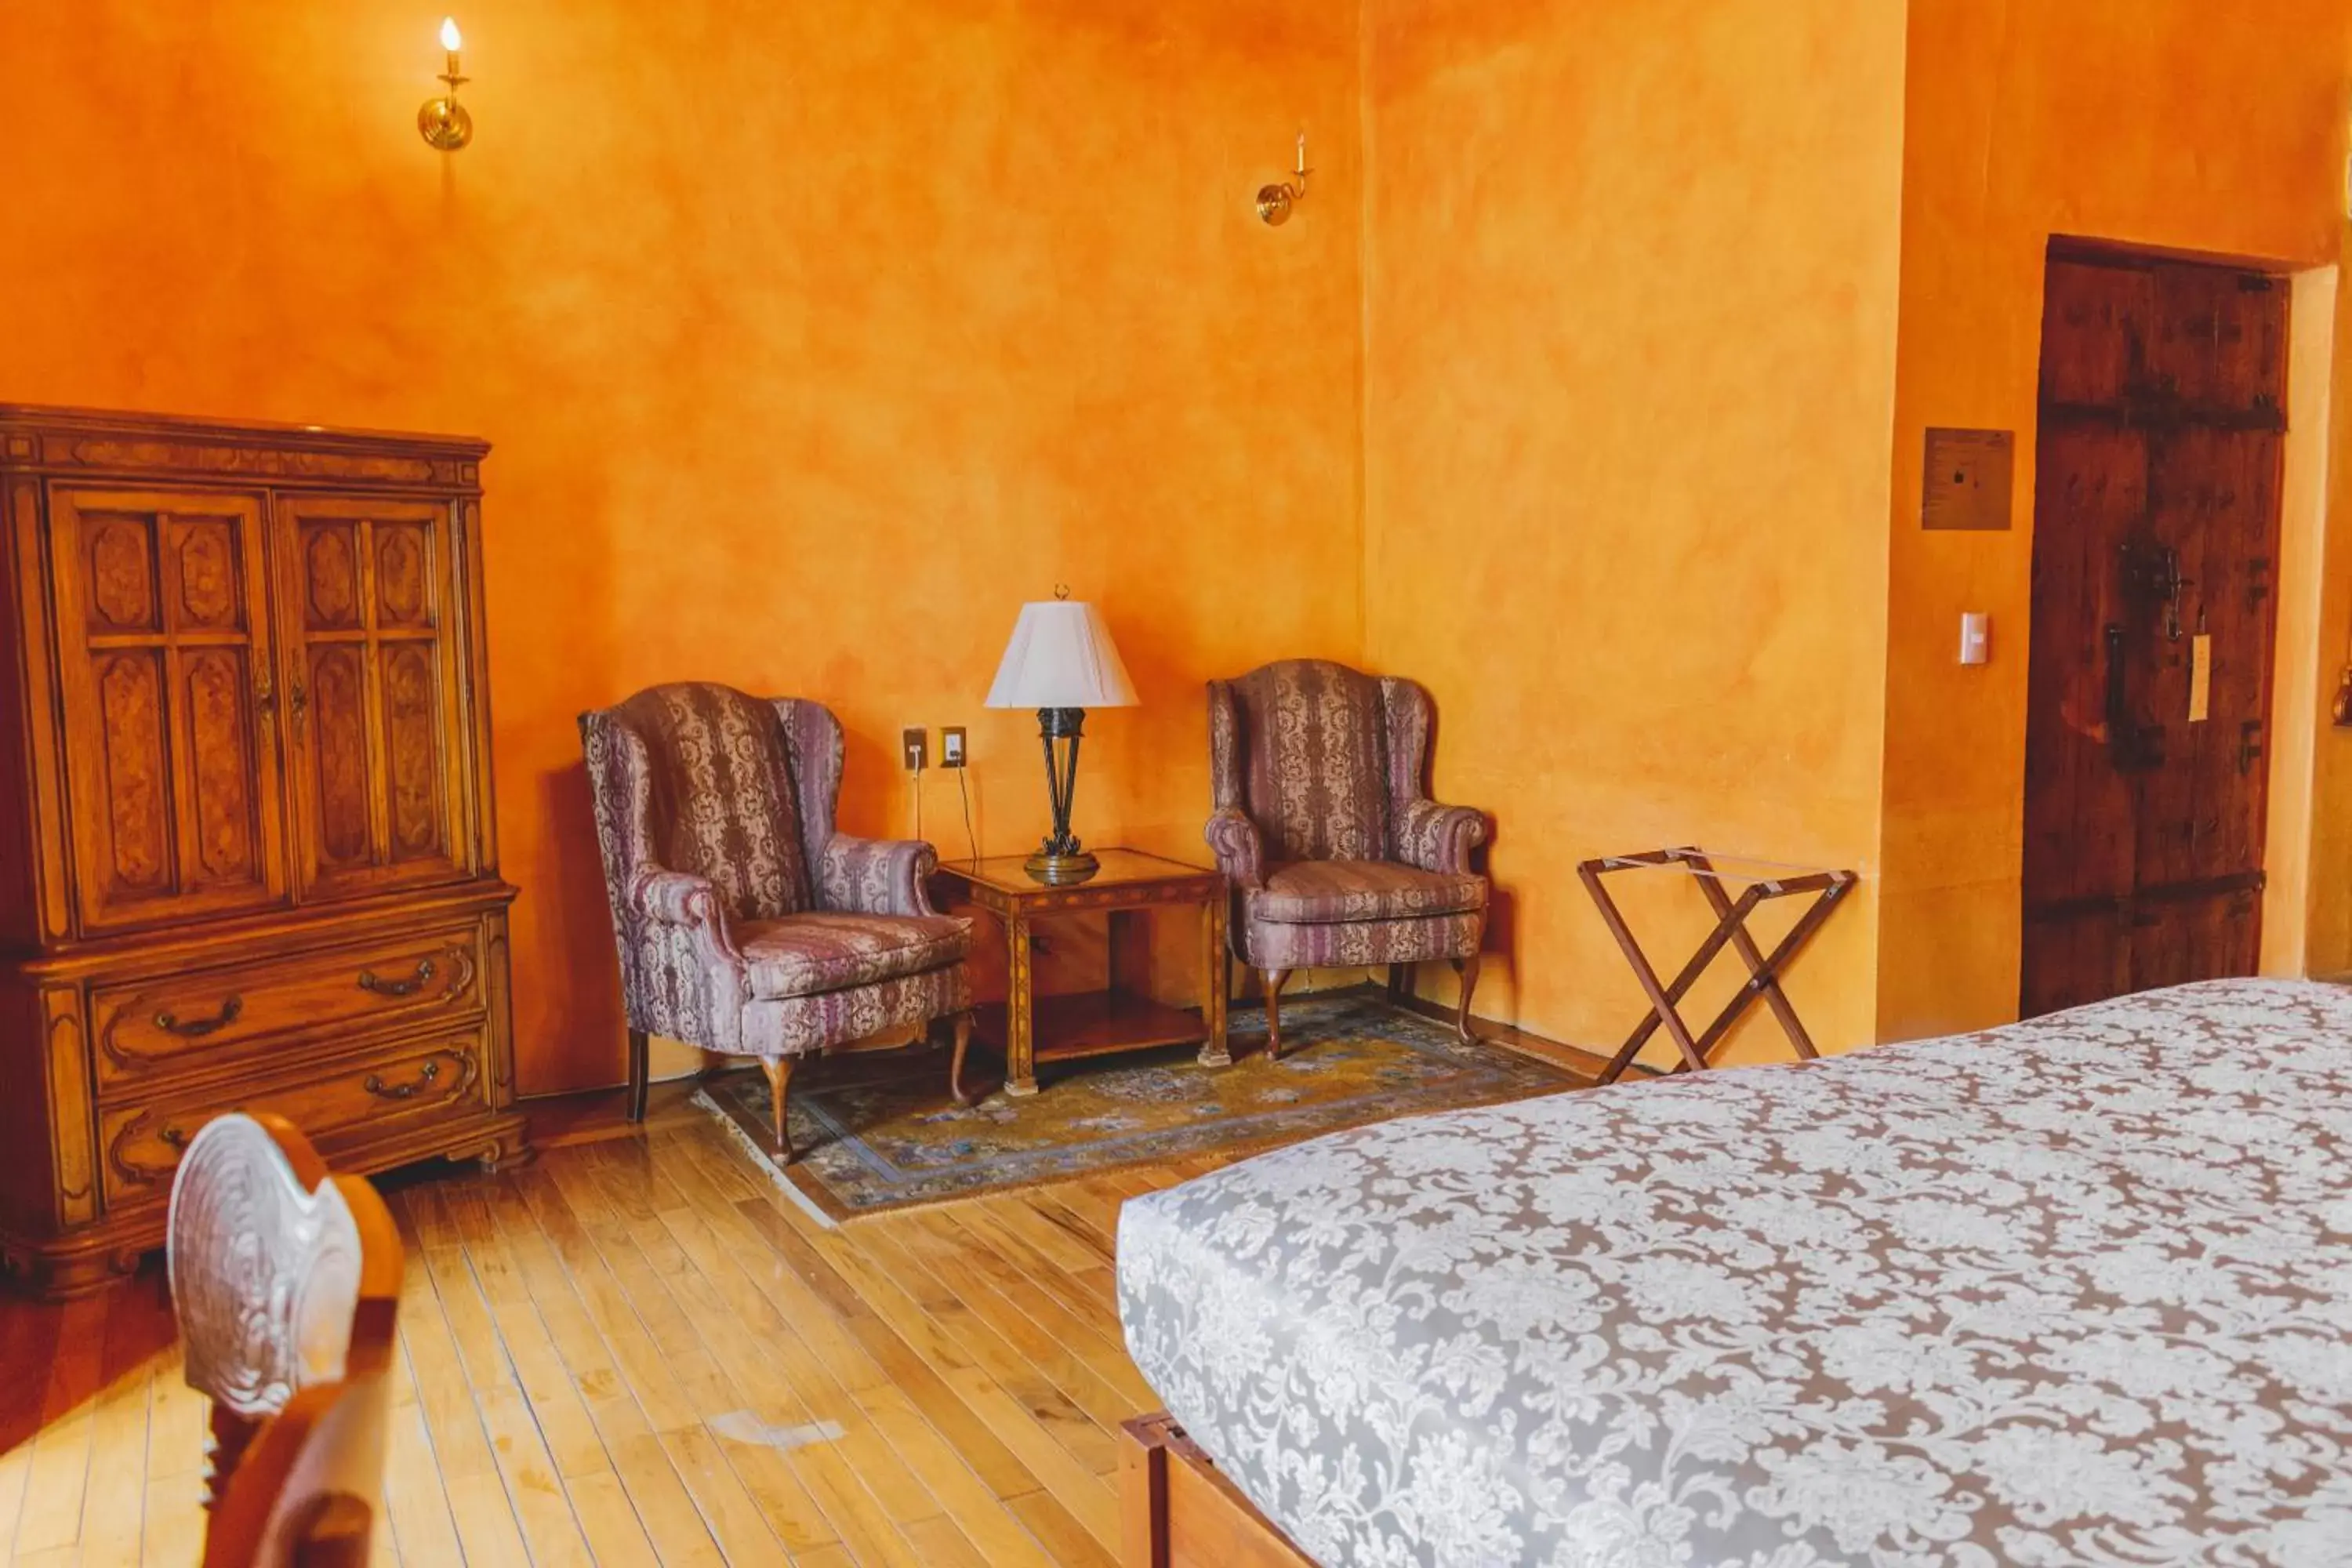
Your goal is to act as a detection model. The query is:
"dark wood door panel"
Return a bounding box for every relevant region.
[2022,252,2284,1017]
[2022,425,2143,907]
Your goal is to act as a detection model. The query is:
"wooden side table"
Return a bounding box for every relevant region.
[931,850,1229,1097]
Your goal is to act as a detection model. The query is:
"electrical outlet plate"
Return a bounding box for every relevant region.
[941,726,967,768]
[902,727,927,770]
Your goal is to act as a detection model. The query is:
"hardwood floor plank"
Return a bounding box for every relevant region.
[855,1385,1058,1567]
[140,1474,201,1568]
[905,1209,1159,1414]
[511,1166,705,1436]
[800,1220,1120,1551]
[437,1184,612,1481]
[0,1104,1200,1568]
[855,1225,1121,1473]
[1005,1486,1122,1568]
[729,1201,1044,1503]
[72,1307,154,1568]
[387,1190,535,1568]
[13,1294,110,1555]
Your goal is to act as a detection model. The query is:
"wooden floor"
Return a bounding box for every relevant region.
[0,1089,1239,1566]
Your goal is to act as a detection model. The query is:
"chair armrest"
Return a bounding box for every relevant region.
[820,834,943,916]
[1204,808,1265,890]
[630,869,735,943]
[1395,799,1488,875]
[618,869,747,1050]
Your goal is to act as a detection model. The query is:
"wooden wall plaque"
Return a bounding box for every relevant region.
[1922,427,2014,531]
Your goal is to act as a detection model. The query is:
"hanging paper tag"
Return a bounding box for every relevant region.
[2189,634,2212,724]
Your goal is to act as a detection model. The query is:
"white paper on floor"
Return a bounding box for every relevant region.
[708,1411,847,1450]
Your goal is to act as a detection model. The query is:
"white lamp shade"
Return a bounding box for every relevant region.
[985,600,1139,709]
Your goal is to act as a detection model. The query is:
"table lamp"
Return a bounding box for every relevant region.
[985,590,1138,884]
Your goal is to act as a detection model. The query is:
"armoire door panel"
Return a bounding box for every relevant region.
[276,496,470,899]
[380,641,447,862]
[49,488,288,932]
[307,641,374,870]
[177,645,261,887]
[96,648,172,895]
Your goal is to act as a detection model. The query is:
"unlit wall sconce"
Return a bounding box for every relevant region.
[1256,132,1310,225]
[418,16,474,151]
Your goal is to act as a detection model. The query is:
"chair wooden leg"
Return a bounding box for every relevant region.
[1261,969,1290,1061]
[626,1029,650,1123]
[950,1011,977,1107]
[1451,953,1483,1046]
[760,1056,796,1163]
[1386,963,1411,1004]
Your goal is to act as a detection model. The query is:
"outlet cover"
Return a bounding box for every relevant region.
[941,726,967,768]
[901,728,927,770]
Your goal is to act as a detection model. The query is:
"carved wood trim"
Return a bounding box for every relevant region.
[42,992,94,1221]
[10,477,72,941]
[68,441,441,485]
[106,1106,191,1190]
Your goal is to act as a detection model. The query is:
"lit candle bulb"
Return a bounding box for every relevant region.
[440,16,463,74]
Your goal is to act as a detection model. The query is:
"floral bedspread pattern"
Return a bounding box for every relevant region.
[1116,980,2352,1566]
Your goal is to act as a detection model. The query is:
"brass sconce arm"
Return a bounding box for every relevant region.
[1257,132,1311,226]
[418,16,474,151]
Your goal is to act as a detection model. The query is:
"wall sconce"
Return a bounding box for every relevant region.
[1256,132,1310,226]
[418,16,474,151]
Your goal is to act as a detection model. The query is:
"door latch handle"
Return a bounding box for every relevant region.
[2241,721,2265,775]
[2104,625,2136,768]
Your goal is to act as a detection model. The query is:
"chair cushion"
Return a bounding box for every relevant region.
[1248,860,1487,925]
[738,913,970,1000]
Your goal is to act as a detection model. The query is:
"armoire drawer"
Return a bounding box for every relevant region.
[96,1030,489,1209]
[92,924,485,1095]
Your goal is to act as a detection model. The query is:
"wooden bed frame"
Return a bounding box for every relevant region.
[1120,1413,1314,1566]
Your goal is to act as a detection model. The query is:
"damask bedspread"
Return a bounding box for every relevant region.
[1116,979,2352,1566]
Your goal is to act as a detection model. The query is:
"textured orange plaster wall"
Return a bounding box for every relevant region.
[1360,0,1907,1063]
[1878,0,2352,1040]
[2,0,1366,1092]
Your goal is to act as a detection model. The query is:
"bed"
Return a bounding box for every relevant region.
[1116,978,2352,1566]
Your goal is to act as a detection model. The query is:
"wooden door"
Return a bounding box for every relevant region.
[47,488,288,931]
[274,497,472,900]
[2022,252,2286,1016]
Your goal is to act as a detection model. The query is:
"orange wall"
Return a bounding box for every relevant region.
[1878,0,2352,1040]
[1361,0,1908,1062]
[3,0,1366,1091]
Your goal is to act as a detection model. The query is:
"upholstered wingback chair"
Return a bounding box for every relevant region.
[1206,659,1490,1058]
[581,684,974,1161]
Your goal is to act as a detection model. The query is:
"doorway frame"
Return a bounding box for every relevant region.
[2021,236,2336,991]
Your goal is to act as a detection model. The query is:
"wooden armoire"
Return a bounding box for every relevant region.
[0,405,528,1298]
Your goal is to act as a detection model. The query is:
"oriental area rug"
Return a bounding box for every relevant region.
[696,992,1581,1223]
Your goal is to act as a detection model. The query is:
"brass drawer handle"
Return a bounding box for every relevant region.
[364,1060,442,1101]
[159,1126,187,1149]
[154,996,244,1038]
[358,959,437,998]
